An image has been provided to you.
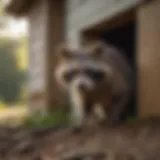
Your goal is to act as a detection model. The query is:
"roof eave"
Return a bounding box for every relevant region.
[5,0,37,17]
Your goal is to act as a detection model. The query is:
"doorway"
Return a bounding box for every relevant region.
[81,12,137,122]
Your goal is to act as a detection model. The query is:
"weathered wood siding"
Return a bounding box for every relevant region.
[137,0,160,118]
[66,0,144,47]
[27,0,153,114]
[27,0,65,112]
[28,0,49,113]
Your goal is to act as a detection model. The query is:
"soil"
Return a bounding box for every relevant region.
[0,120,160,160]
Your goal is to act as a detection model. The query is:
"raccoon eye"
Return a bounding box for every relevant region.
[86,70,105,82]
[63,71,76,83]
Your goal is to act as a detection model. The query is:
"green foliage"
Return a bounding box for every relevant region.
[0,37,25,104]
[126,116,137,125]
[0,99,8,109]
[23,107,70,128]
[16,36,28,71]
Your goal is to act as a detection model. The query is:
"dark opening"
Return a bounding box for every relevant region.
[100,21,137,121]
[100,21,136,70]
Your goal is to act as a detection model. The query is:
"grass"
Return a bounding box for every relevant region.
[0,101,70,127]
[0,103,158,128]
[22,107,70,128]
[126,116,137,125]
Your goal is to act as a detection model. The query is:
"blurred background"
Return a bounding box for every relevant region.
[0,0,160,128]
[0,0,159,159]
[0,0,29,126]
[0,0,70,128]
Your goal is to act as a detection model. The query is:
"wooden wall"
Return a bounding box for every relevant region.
[66,0,160,119]
[66,0,144,47]
[137,0,160,118]
[46,0,65,110]
[26,0,160,119]
[28,0,49,114]
[27,0,65,113]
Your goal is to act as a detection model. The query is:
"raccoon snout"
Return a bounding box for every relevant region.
[77,83,87,91]
[71,76,94,92]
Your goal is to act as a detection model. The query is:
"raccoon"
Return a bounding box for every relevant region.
[54,41,135,126]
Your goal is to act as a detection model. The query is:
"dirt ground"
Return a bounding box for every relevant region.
[0,120,160,160]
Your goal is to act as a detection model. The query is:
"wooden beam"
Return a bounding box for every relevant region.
[6,0,38,16]
[137,0,160,118]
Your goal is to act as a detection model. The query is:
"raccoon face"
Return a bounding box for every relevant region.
[62,65,106,91]
[55,42,112,92]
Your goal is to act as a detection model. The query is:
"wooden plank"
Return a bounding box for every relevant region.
[66,0,144,46]
[137,0,160,118]
[46,1,65,109]
[27,0,49,112]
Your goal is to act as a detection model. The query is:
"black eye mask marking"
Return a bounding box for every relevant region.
[63,70,78,83]
[63,67,106,84]
[85,69,105,82]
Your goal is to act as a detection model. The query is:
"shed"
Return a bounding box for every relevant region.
[6,0,160,119]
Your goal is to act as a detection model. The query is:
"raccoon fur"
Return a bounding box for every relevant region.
[54,41,135,126]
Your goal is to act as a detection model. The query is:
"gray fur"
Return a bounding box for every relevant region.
[55,41,135,126]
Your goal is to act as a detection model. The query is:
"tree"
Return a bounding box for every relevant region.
[0,37,24,104]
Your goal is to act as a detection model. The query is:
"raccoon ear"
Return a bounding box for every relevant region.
[89,41,105,57]
[56,44,74,60]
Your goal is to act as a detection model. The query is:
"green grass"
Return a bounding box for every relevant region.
[126,116,137,125]
[23,107,70,128]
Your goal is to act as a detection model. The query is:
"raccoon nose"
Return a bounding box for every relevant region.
[78,83,86,91]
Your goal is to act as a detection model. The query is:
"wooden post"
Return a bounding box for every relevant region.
[28,0,49,114]
[28,0,65,114]
[46,0,65,111]
[137,0,160,118]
